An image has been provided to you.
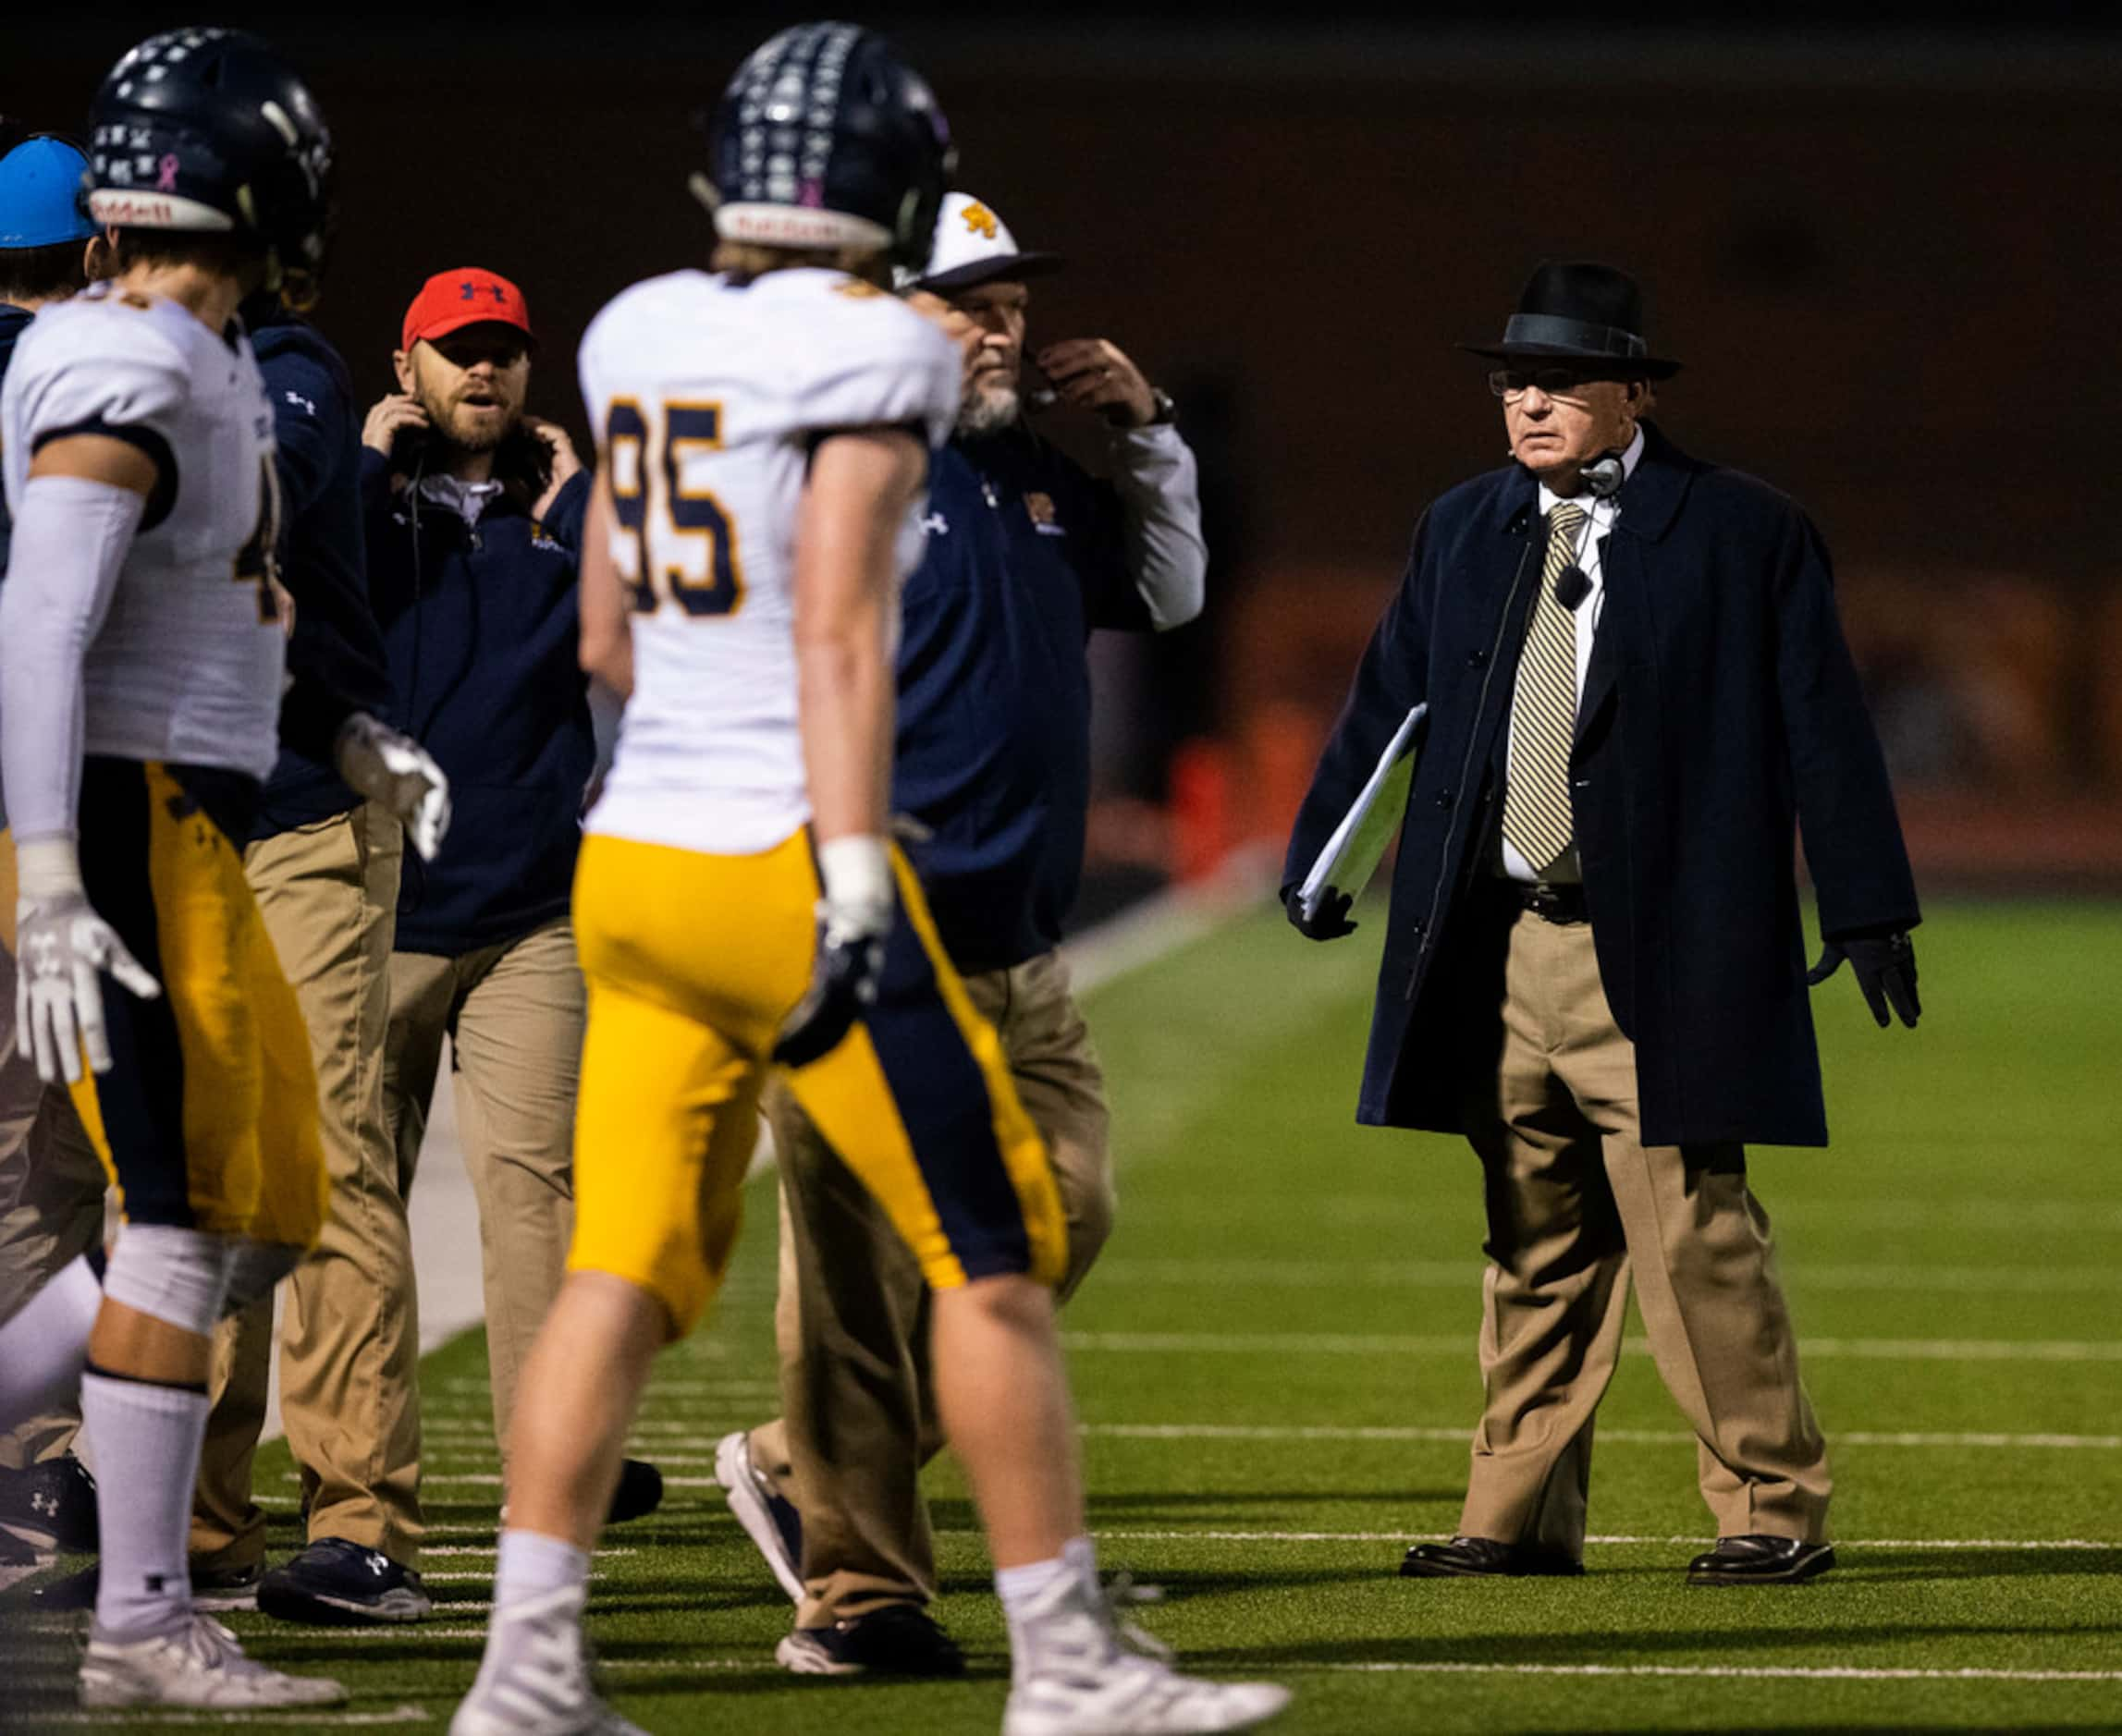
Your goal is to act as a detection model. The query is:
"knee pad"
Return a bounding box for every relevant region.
[102,1225,229,1336]
[221,1241,303,1314]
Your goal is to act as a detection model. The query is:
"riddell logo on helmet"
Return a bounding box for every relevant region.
[86,188,238,232]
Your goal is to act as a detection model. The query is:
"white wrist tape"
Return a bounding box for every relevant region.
[13,836,86,903]
[102,1225,231,1338]
[816,834,894,936]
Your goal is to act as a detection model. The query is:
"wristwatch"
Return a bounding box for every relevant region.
[1145,387,1177,426]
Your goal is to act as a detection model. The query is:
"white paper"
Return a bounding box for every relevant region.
[1298,704,1427,920]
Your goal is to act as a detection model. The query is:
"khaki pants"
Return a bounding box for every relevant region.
[385,917,583,1453]
[0,969,106,1471]
[753,948,1114,1627]
[1456,904,1831,1554]
[191,803,412,1569]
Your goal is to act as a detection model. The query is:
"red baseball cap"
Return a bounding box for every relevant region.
[400,266,535,353]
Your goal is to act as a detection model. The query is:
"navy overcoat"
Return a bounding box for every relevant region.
[1283,423,1919,1148]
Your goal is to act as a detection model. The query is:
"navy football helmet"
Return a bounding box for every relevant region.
[702,21,954,273]
[84,28,333,296]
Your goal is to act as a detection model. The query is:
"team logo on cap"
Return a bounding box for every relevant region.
[961,200,998,239]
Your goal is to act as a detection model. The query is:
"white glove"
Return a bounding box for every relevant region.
[13,837,162,1085]
[335,713,452,862]
[773,836,895,1068]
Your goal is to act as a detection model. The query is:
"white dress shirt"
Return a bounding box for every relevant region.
[1500,423,1645,884]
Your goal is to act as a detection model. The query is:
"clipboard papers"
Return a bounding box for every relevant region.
[1297,704,1427,922]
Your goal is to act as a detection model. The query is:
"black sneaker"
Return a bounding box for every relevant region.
[607,1457,664,1524]
[775,1603,966,1678]
[256,1537,432,1626]
[0,1453,98,1554]
[23,1557,262,1612]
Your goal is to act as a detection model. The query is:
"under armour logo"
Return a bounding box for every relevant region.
[284,390,317,417]
[920,511,949,536]
[961,201,998,239]
[459,281,508,304]
[155,153,179,192]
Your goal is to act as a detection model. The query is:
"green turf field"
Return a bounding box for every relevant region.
[9,899,2121,1732]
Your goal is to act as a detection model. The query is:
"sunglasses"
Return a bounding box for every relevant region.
[1487,367,1616,399]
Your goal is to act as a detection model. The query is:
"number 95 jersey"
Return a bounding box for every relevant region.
[0,283,283,781]
[576,267,960,855]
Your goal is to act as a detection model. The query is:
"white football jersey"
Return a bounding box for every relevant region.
[0,284,282,781]
[576,267,960,855]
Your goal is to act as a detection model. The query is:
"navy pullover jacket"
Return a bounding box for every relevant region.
[365,451,592,956]
[0,303,29,834]
[251,311,394,839]
[897,426,1159,973]
[0,303,31,577]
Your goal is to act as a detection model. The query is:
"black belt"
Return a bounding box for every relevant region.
[1490,879,1588,924]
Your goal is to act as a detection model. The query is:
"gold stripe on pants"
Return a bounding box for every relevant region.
[1457,904,1831,1553]
[752,948,1115,1626]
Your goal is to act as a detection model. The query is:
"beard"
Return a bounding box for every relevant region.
[957,375,1020,438]
[418,386,518,453]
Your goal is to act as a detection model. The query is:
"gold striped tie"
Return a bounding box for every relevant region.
[1501,502,1588,875]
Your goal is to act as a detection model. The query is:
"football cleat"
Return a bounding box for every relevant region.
[451,1583,645,1736]
[1002,1567,1288,1736]
[714,1430,804,1603]
[78,1614,346,1709]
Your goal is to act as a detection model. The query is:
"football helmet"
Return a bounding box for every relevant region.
[701,20,953,272]
[83,28,333,296]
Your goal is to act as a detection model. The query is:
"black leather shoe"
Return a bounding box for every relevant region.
[607,1457,664,1524]
[1687,1534,1835,1585]
[0,1452,98,1554]
[775,1603,966,1677]
[1400,1535,1584,1578]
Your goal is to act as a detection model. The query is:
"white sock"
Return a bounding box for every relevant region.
[81,1369,208,1639]
[493,1528,590,1613]
[998,1535,1100,1671]
[0,1254,98,1433]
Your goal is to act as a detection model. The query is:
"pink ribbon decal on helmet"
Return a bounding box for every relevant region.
[156,153,180,192]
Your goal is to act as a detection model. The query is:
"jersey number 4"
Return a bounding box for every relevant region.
[605,399,744,617]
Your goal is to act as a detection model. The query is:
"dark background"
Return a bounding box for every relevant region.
[9,9,2121,883]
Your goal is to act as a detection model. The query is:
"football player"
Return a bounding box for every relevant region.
[453,22,1286,1736]
[0,29,436,1709]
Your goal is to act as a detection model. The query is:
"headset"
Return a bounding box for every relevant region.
[1552,449,1625,612]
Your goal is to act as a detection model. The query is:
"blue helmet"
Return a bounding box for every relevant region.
[704,21,954,272]
[84,28,333,294]
[0,128,96,250]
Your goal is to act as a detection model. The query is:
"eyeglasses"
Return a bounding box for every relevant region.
[1488,367,1602,400]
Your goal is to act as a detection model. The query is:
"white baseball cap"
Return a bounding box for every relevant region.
[902,191,1063,293]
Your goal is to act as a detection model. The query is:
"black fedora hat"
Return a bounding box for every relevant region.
[1462,260,1682,380]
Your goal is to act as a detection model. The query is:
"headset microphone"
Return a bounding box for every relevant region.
[1580,453,1625,497]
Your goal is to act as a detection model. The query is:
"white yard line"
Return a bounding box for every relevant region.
[1091,1257,2122,1295]
[1082,1422,2122,1449]
[28,1709,432,1726]
[1061,1330,2122,1363]
[1052,1529,2119,1550]
[1299,1662,2122,1682]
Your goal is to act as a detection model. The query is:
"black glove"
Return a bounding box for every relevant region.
[1806,931,1920,1029]
[1284,885,1358,942]
[772,919,888,1068]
